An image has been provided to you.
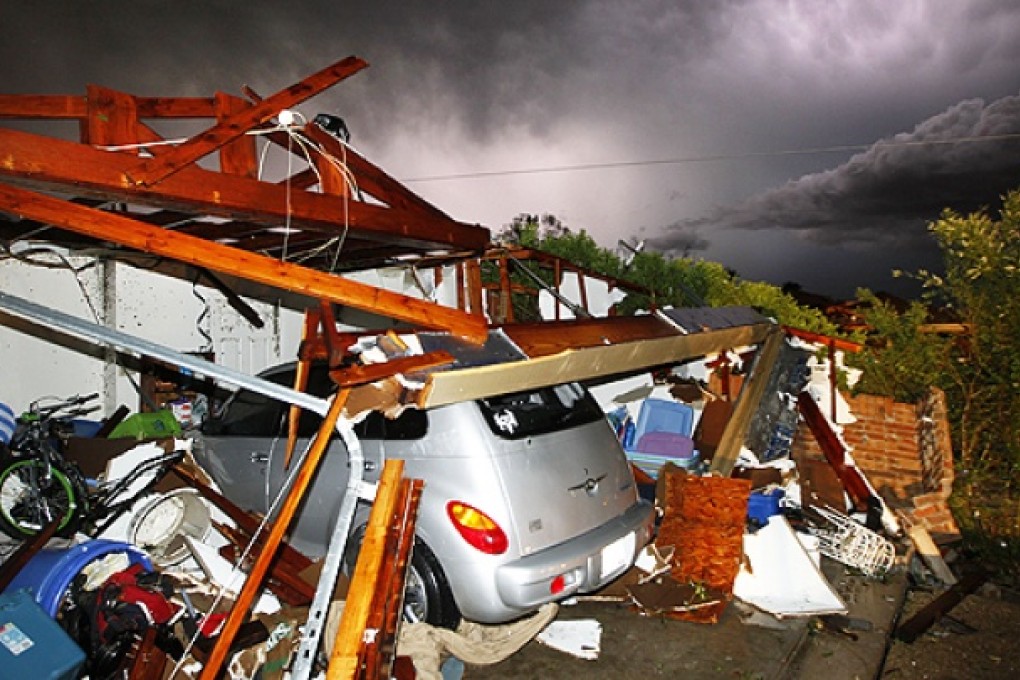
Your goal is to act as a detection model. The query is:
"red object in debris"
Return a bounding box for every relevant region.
[199,612,228,637]
[797,393,875,511]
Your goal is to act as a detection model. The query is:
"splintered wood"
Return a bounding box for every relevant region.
[655,469,751,623]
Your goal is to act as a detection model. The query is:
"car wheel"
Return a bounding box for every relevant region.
[403,540,461,629]
[344,526,461,629]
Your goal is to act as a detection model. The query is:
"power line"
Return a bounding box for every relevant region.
[400,133,1020,183]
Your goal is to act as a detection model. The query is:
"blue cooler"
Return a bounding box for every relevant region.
[0,588,85,680]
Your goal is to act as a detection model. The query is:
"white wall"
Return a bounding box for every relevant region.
[1,254,625,416]
[0,255,298,416]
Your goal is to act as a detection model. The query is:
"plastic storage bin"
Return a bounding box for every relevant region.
[2,539,152,617]
[0,588,85,680]
[108,409,182,440]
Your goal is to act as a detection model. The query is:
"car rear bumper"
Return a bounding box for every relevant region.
[493,500,654,615]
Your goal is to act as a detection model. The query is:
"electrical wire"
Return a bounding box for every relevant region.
[399,132,1020,183]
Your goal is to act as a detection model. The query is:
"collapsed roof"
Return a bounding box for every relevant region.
[0,55,490,341]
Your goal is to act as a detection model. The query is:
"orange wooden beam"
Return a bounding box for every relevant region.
[0,126,490,251]
[0,94,220,119]
[298,123,451,221]
[199,389,350,680]
[0,183,489,342]
[329,350,455,388]
[127,56,368,186]
[326,459,408,679]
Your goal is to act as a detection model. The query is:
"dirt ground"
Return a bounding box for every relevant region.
[880,582,1020,680]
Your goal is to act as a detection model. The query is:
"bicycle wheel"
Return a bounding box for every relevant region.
[0,457,84,539]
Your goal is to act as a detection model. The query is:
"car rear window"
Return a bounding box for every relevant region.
[207,362,427,440]
[476,382,604,440]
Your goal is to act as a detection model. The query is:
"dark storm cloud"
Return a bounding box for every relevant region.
[650,92,1020,254]
[3,1,1020,298]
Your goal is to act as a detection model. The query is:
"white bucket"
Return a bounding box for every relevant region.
[129,488,212,566]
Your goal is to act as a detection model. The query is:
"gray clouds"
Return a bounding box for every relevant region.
[3,0,1020,297]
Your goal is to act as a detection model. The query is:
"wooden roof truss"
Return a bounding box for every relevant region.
[0,55,489,341]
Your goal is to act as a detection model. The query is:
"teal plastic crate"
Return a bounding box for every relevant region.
[0,589,85,680]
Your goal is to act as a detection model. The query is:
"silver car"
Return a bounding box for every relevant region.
[194,362,654,627]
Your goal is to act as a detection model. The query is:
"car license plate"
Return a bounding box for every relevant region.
[600,532,636,580]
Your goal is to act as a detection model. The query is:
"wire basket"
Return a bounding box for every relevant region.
[809,505,896,578]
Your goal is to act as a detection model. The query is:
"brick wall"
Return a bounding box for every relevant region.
[791,387,960,541]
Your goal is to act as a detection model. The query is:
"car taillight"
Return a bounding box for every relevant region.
[446,500,509,555]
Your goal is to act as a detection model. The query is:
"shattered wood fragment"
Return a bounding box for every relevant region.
[905,520,957,586]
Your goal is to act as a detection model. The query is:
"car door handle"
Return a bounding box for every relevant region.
[250,452,269,464]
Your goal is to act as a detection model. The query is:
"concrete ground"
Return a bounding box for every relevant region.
[464,561,908,680]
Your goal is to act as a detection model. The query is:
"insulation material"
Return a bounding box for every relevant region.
[396,603,558,680]
[654,469,751,623]
[536,619,602,660]
[733,515,847,617]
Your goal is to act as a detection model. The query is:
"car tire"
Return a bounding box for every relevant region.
[344,526,461,629]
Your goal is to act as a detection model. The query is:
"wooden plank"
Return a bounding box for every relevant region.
[362,478,422,679]
[171,463,313,572]
[894,567,987,643]
[127,56,368,186]
[215,92,259,179]
[330,350,455,388]
[709,327,786,476]
[0,518,60,591]
[326,459,406,679]
[906,522,958,586]
[0,126,491,251]
[422,322,772,408]
[299,123,450,221]
[199,389,350,680]
[0,184,489,342]
[797,391,875,511]
[85,85,139,148]
[501,314,685,357]
[0,95,218,119]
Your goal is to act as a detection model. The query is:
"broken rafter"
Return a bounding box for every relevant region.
[0,126,485,252]
[126,56,368,186]
[0,183,488,342]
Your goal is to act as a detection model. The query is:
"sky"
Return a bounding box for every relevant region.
[2,1,1020,299]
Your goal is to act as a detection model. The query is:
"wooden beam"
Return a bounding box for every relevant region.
[708,328,786,476]
[298,123,451,221]
[199,389,350,680]
[127,56,368,186]
[85,85,140,148]
[215,92,259,179]
[0,518,60,591]
[0,184,489,342]
[894,566,987,643]
[329,350,455,388]
[326,459,411,679]
[422,322,773,408]
[0,95,219,119]
[0,126,490,251]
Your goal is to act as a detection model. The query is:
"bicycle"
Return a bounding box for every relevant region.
[0,394,185,540]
